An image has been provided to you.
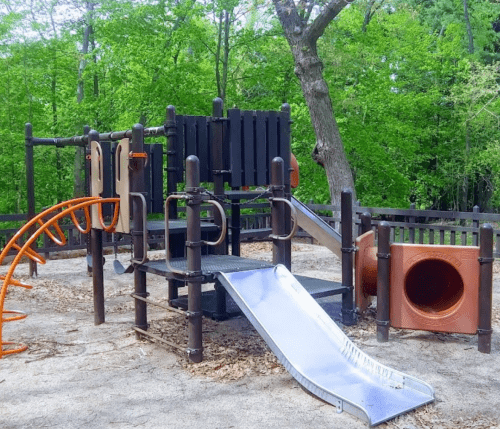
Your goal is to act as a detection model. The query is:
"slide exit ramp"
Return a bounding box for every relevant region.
[291,197,342,258]
[216,266,434,427]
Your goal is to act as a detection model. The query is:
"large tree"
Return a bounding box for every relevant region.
[272,0,356,205]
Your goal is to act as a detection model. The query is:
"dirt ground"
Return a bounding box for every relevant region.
[1,241,500,428]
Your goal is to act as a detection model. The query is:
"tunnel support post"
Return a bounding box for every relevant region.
[131,124,148,337]
[341,189,356,326]
[478,223,493,354]
[89,129,105,325]
[377,222,391,342]
[360,212,372,235]
[186,156,203,363]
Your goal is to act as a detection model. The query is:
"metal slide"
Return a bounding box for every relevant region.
[216,265,434,427]
[291,197,342,258]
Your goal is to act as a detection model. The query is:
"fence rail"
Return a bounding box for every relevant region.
[2,201,500,259]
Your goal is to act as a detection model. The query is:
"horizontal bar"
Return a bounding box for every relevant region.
[133,327,185,352]
[130,293,186,316]
[308,204,500,222]
[29,125,167,148]
[30,137,86,147]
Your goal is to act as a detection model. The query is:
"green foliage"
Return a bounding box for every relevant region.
[0,0,499,216]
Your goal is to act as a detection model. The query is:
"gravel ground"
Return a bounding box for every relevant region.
[1,241,500,428]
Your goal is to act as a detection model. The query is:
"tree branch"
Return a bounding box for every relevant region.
[272,0,304,42]
[305,0,349,44]
[303,1,316,24]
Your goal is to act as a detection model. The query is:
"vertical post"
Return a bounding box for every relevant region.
[186,155,203,363]
[360,212,372,235]
[165,105,180,304]
[25,123,37,277]
[131,124,147,337]
[84,125,92,276]
[281,103,292,270]
[377,222,391,342]
[165,105,178,220]
[478,224,493,354]
[212,97,226,255]
[408,202,416,244]
[341,189,356,326]
[89,129,105,325]
[271,157,286,266]
[212,98,228,320]
[472,206,480,246]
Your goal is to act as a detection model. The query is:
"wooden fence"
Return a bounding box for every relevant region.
[306,202,500,257]
[2,201,500,258]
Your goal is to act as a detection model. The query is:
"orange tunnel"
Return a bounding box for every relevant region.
[355,231,480,335]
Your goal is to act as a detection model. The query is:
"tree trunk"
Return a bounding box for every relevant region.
[74,2,94,198]
[273,0,356,206]
[294,42,355,206]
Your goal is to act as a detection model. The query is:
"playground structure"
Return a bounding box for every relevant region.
[3,96,496,425]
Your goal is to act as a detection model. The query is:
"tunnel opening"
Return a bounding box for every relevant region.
[404,259,464,315]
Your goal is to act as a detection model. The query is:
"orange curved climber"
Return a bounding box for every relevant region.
[0,196,120,358]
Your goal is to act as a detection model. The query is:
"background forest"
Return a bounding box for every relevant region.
[0,0,499,216]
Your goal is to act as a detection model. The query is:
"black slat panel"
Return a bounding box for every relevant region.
[151,144,164,213]
[222,120,230,183]
[243,110,255,186]
[228,108,242,187]
[207,119,215,183]
[255,111,267,186]
[185,116,197,159]
[175,116,185,183]
[267,111,278,183]
[197,116,209,182]
[279,110,291,185]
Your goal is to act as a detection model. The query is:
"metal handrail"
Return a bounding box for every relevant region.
[202,200,227,246]
[164,194,190,276]
[269,197,298,241]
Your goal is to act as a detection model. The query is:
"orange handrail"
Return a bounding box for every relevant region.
[0,196,120,358]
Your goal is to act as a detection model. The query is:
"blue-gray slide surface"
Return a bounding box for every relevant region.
[216,265,434,427]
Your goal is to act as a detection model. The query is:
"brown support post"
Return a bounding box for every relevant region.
[377,222,391,342]
[25,123,37,278]
[360,212,372,235]
[341,189,356,326]
[131,124,148,337]
[212,97,226,255]
[212,98,228,320]
[84,125,92,276]
[185,155,203,363]
[165,105,178,220]
[89,129,105,325]
[165,105,180,304]
[478,224,493,354]
[281,103,292,270]
[271,157,286,266]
